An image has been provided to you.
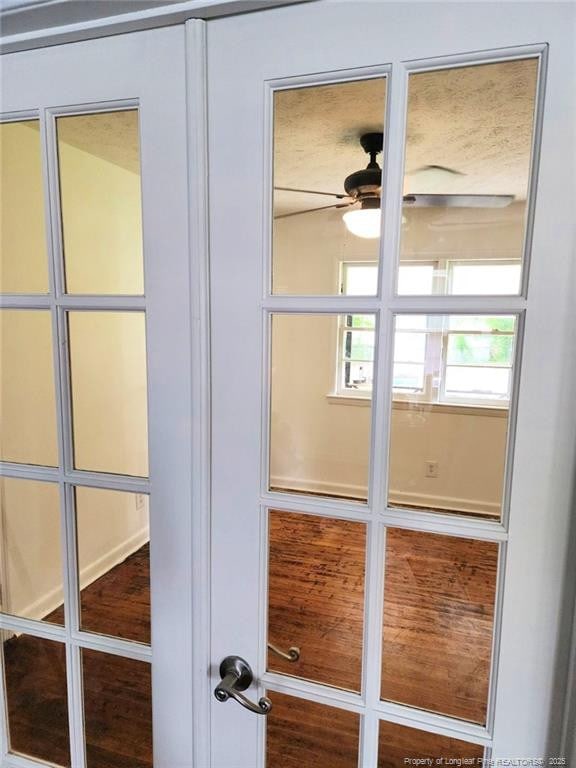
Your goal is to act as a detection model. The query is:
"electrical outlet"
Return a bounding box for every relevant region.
[425,460,439,478]
[135,493,146,512]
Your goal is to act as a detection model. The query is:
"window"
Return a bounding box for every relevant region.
[336,262,518,406]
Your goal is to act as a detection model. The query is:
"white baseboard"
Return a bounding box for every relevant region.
[11,527,150,623]
[269,475,368,500]
[388,489,500,517]
[270,475,500,516]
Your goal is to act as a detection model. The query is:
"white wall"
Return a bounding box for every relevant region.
[0,121,149,621]
[270,206,521,515]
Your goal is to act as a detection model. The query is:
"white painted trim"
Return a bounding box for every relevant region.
[269,475,366,501]
[388,490,500,517]
[184,18,212,768]
[0,0,315,54]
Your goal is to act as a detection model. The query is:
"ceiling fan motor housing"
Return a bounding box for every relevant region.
[344,131,383,200]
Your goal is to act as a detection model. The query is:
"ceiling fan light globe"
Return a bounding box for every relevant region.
[342,208,381,239]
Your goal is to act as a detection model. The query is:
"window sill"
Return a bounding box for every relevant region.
[326,393,508,417]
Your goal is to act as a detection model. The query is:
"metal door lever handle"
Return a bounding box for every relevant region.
[214,656,272,715]
[267,642,300,662]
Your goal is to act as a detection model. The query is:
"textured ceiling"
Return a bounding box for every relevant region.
[274,57,538,215]
[55,110,140,174]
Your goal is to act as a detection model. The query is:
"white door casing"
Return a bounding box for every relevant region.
[207,2,576,766]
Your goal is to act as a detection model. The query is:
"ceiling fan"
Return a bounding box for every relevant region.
[274,132,515,238]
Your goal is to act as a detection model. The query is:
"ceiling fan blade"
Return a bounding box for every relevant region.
[274,202,352,220]
[407,164,465,176]
[403,194,514,208]
[274,186,351,200]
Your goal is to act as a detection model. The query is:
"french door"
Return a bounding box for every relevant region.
[0,26,196,768]
[207,2,575,766]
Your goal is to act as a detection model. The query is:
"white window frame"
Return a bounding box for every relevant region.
[336,260,517,406]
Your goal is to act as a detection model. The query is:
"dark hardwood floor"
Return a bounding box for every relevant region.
[4,523,494,766]
[4,544,152,768]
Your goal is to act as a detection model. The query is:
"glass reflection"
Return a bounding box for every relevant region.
[379,720,484,767]
[4,635,70,766]
[272,77,387,295]
[381,528,498,724]
[388,314,516,519]
[267,510,365,692]
[267,692,360,768]
[399,58,539,295]
[57,111,144,295]
[68,311,148,477]
[269,314,373,501]
[76,487,150,644]
[0,120,49,294]
[0,478,63,625]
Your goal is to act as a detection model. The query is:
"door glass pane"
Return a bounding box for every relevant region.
[267,510,365,692]
[388,314,516,519]
[4,634,70,766]
[398,58,539,296]
[0,477,63,625]
[68,311,148,477]
[378,720,484,767]
[0,309,58,466]
[266,692,360,768]
[76,486,150,644]
[0,120,49,294]
[381,528,498,724]
[272,77,386,295]
[82,649,152,768]
[269,314,373,501]
[57,111,144,295]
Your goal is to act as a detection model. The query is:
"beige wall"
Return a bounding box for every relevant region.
[0,123,148,620]
[270,207,518,516]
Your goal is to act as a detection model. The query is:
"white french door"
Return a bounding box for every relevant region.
[207,2,575,767]
[0,26,196,768]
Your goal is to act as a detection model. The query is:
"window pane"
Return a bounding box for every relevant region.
[268,510,365,692]
[0,120,49,294]
[448,315,515,333]
[381,528,498,724]
[82,650,152,768]
[388,314,517,519]
[350,314,375,329]
[451,262,522,295]
[347,330,374,361]
[272,78,387,295]
[398,58,539,296]
[0,478,63,625]
[394,331,426,362]
[4,635,70,766]
[266,693,360,768]
[76,487,150,644]
[395,314,427,331]
[445,366,511,400]
[344,263,378,295]
[0,309,58,466]
[57,111,144,295]
[378,720,483,767]
[447,333,514,366]
[68,312,148,476]
[392,363,424,391]
[397,264,434,295]
[270,314,373,501]
[345,360,373,391]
